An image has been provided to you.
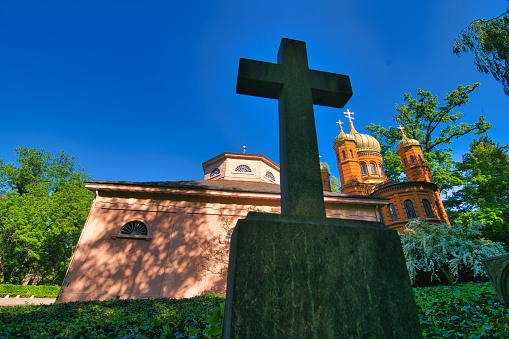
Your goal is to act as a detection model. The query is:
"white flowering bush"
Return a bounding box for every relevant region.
[400,219,506,285]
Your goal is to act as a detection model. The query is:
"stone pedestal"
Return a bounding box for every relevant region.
[482,253,509,306]
[223,212,422,338]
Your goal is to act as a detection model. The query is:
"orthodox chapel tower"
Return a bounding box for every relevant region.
[333,110,387,195]
[334,111,450,231]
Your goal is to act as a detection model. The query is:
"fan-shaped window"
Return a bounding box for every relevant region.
[120,221,148,236]
[360,163,367,175]
[210,168,220,177]
[265,171,275,181]
[370,163,377,175]
[349,150,353,158]
[235,165,252,172]
[422,199,434,218]
[342,150,346,160]
[410,155,415,164]
[404,200,417,219]
[388,204,398,222]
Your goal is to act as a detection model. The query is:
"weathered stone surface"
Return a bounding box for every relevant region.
[236,38,352,218]
[482,253,509,306]
[223,212,422,338]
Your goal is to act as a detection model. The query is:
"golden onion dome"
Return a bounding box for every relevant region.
[350,132,381,152]
[334,130,355,144]
[333,121,381,152]
[334,111,383,152]
[397,137,420,151]
[396,126,421,151]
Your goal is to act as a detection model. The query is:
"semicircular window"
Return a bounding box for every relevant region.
[265,171,275,181]
[120,221,148,236]
[235,165,252,172]
[211,168,220,176]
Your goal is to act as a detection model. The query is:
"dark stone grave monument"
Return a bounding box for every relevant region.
[223,38,422,338]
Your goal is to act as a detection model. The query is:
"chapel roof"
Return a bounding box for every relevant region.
[334,121,381,152]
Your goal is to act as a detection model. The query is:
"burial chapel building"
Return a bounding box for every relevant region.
[57,112,449,302]
[57,152,387,302]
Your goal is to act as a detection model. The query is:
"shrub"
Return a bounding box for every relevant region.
[0,284,60,298]
[400,219,506,286]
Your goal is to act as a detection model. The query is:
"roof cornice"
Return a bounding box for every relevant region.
[85,181,387,206]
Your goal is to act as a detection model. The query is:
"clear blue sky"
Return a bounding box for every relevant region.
[1,1,508,182]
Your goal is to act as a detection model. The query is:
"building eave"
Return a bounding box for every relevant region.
[86,181,388,206]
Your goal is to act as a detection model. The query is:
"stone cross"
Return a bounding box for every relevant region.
[236,38,352,217]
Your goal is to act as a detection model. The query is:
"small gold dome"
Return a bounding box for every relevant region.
[397,137,421,151]
[396,125,421,151]
[334,131,355,144]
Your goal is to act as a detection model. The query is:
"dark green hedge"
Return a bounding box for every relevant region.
[0,294,224,338]
[0,284,60,298]
[0,284,508,338]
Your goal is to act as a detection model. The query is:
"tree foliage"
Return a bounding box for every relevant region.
[445,136,509,247]
[454,6,509,95]
[366,84,491,191]
[319,162,339,192]
[0,148,94,285]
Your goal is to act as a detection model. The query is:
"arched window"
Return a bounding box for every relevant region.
[120,221,148,236]
[349,150,353,158]
[403,158,407,167]
[410,155,415,164]
[265,171,275,181]
[404,200,417,219]
[388,204,398,222]
[418,155,424,164]
[210,168,220,177]
[378,208,385,223]
[360,163,367,175]
[379,164,385,176]
[235,165,252,172]
[370,163,377,175]
[423,199,434,218]
[342,150,346,160]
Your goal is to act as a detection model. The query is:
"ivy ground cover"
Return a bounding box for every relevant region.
[0,283,508,338]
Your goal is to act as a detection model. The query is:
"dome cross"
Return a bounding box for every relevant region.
[336,119,344,132]
[397,125,406,138]
[344,109,355,123]
[344,109,358,134]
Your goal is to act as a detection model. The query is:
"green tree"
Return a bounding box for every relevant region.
[365,84,491,192]
[0,148,94,285]
[445,136,509,247]
[454,5,509,95]
[320,162,340,192]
